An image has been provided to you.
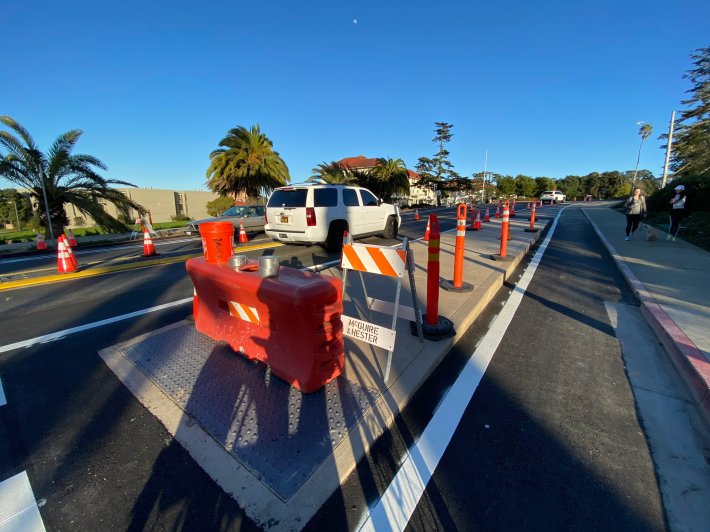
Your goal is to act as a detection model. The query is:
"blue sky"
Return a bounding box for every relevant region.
[2,0,709,191]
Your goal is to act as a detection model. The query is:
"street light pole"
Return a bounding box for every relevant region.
[9,200,20,230]
[481,150,488,204]
[661,111,676,189]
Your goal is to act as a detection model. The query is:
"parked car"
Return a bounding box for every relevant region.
[185,205,266,235]
[264,183,401,251]
[539,190,566,204]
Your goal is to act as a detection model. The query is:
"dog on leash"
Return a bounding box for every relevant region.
[643,223,658,241]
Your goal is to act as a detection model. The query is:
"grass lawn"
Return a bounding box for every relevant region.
[1,221,189,244]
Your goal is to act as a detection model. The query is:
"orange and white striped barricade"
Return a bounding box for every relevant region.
[340,235,423,382]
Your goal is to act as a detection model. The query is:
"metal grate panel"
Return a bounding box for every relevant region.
[118,323,381,499]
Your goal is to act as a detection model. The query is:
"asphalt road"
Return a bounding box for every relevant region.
[2,204,615,531]
[306,207,666,531]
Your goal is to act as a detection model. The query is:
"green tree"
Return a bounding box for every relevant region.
[496,176,516,197]
[557,175,584,199]
[368,158,410,202]
[416,122,460,206]
[514,174,537,197]
[206,196,236,216]
[0,189,31,228]
[0,116,144,238]
[632,123,653,186]
[309,161,357,184]
[665,46,710,178]
[534,177,556,195]
[206,125,290,202]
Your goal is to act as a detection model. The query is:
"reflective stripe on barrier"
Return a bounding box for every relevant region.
[341,243,407,277]
[228,301,260,325]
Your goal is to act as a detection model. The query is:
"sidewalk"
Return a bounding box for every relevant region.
[583,204,710,424]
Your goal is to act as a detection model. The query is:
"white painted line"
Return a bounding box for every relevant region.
[0,298,193,355]
[0,377,5,407]
[358,209,563,531]
[0,471,46,532]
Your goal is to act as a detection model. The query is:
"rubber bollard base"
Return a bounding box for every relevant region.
[440,280,474,293]
[411,315,455,340]
[490,254,513,262]
[524,228,539,233]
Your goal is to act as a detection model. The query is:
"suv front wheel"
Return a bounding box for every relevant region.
[383,216,398,240]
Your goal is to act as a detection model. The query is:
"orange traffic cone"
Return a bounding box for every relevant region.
[470,210,482,230]
[57,238,76,273]
[414,209,420,221]
[494,204,501,218]
[142,227,156,256]
[238,221,249,243]
[36,232,47,250]
[67,229,78,247]
[424,218,431,241]
[62,236,78,267]
[484,207,491,222]
[510,201,516,217]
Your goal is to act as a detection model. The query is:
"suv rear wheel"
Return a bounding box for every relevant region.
[324,221,348,252]
[383,216,398,240]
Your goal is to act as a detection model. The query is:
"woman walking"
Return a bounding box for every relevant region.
[668,184,688,241]
[624,188,646,240]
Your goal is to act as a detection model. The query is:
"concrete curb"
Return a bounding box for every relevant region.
[583,210,710,427]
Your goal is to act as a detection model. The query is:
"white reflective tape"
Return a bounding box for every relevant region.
[456,230,466,237]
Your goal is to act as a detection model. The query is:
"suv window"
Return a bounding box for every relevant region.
[314,188,338,207]
[343,188,360,207]
[268,189,308,208]
[360,189,379,206]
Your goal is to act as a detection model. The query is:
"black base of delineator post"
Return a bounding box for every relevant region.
[524,227,539,233]
[490,254,513,262]
[440,280,474,293]
[411,315,455,340]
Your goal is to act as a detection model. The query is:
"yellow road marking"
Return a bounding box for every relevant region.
[0,241,283,292]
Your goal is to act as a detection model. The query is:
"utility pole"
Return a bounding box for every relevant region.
[481,150,488,204]
[661,111,676,189]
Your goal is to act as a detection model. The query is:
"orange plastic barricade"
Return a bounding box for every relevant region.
[186,258,344,393]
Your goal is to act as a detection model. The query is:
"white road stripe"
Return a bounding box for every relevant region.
[0,377,5,407]
[0,298,192,354]
[358,210,562,531]
[0,471,46,531]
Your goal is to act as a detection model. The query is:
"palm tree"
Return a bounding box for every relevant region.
[206,125,290,202]
[309,161,357,184]
[0,116,145,239]
[368,158,410,202]
[632,122,653,186]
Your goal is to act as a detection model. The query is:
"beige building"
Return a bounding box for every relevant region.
[65,188,220,226]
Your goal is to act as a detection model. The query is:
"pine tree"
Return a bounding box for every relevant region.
[667,46,710,177]
[416,122,460,206]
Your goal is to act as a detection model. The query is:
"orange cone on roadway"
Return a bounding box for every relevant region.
[238,221,249,243]
[424,218,431,241]
[57,238,76,273]
[484,208,491,222]
[36,232,47,250]
[63,236,78,267]
[67,229,78,247]
[414,209,420,221]
[494,204,501,218]
[142,227,156,256]
[471,210,482,230]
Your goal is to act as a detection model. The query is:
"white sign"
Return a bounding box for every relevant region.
[341,315,396,351]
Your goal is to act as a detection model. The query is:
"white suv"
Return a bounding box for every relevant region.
[540,190,566,204]
[264,183,401,251]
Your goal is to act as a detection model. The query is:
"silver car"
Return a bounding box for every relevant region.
[186,205,266,235]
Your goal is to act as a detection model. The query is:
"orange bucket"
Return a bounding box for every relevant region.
[199,222,234,264]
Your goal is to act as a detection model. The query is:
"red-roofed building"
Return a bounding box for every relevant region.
[336,156,436,206]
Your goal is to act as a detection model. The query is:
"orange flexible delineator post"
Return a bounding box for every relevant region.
[420,214,454,339]
[490,201,513,262]
[441,204,474,293]
[525,201,539,233]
